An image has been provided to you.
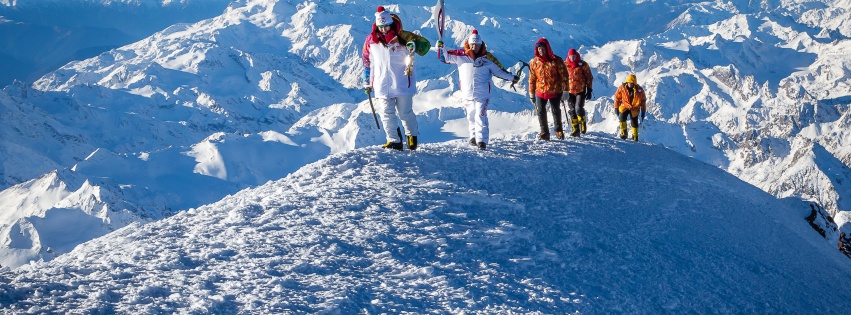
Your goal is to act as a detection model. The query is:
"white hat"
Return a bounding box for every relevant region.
[375,6,393,27]
[467,29,482,45]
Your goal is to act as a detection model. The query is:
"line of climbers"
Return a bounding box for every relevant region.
[362,6,647,151]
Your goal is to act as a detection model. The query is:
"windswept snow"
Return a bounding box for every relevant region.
[1,139,849,313]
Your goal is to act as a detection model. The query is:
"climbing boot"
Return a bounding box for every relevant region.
[619,122,628,140]
[631,127,639,142]
[407,135,418,150]
[578,115,587,134]
[382,141,403,151]
[570,118,580,137]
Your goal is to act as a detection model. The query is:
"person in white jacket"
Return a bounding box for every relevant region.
[362,6,431,151]
[437,30,518,150]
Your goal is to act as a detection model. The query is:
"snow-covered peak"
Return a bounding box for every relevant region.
[2,139,850,312]
[0,168,159,269]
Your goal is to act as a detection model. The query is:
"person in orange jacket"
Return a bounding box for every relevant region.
[563,48,593,137]
[528,38,569,140]
[613,73,646,141]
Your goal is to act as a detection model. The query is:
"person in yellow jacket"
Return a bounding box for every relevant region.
[613,74,647,141]
[528,38,569,140]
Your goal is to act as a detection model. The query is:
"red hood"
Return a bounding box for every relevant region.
[534,38,556,62]
[566,48,581,67]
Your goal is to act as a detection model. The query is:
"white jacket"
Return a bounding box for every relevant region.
[366,41,417,98]
[440,48,514,101]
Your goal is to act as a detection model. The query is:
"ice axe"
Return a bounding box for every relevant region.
[366,89,381,130]
[510,60,530,92]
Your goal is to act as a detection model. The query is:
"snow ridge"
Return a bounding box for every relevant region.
[2,139,850,313]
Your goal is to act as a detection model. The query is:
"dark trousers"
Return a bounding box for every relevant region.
[566,93,586,119]
[535,94,563,134]
[618,111,640,128]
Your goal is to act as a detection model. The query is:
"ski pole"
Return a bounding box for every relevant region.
[614,108,620,137]
[367,89,380,129]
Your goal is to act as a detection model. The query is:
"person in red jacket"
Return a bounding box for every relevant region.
[528,38,569,140]
[613,74,647,141]
[563,48,593,137]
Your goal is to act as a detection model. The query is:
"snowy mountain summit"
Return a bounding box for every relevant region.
[2,139,850,313]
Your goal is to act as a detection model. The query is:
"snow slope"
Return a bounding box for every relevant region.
[1,0,850,268]
[1,139,850,313]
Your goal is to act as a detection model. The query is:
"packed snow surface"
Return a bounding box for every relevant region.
[2,139,850,313]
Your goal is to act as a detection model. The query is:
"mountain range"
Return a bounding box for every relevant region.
[0,0,231,86]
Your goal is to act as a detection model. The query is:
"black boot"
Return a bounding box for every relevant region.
[469,137,477,146]
[477,142,486,150]
[538,132,550,141]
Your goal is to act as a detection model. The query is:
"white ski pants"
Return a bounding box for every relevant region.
[464,98,490,144]
[376,96,419,143]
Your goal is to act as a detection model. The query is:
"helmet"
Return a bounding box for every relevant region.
[625,74,637,84]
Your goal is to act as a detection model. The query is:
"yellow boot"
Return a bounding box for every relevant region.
[570,118,580,137]
[578,115,587,134]
[382,141,403,151]
[407,135,418,150]
[619,122,628,139]
[631,127,639,141]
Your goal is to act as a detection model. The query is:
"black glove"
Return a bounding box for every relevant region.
[585,87,593,100]
[641,111,646,121]
[364,86,373,95]
[530,97,536,105]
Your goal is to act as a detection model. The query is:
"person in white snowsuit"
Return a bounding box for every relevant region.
[362,6,431,151]
[437,30,518,150]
